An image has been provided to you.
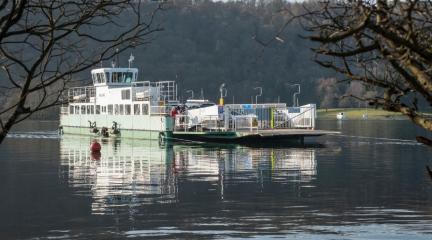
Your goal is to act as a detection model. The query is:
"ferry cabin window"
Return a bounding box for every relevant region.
[102,106,107,113]
[112,72,134,83]
[75,106,79,114]
[121,90,130,100]
[69,106,74,114]
[108,105,113,115]
[93,73,105,84]
[119,104,124,115]
[134,104,140,115]
[98,73,105,84]
[95,74,101,84]
[96,105,101,114]
[105,72,110,83]
[86,105,91,114]
[125,104,131,115]
[90,105,94,114]
[112,72,120,83]
[123,72,133,83]
[142,104,149,115]
[81,105,86,114]
[114,104,119,115]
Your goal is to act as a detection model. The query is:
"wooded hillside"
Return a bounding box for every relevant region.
[6,0,374,120]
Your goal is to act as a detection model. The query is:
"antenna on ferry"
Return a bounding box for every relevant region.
[115,48,119,68]
[128,53,135,68]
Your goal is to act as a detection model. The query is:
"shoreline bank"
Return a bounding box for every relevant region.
[317,108,407,120]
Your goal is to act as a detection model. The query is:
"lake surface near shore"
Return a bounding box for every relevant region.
[1,120,432,239]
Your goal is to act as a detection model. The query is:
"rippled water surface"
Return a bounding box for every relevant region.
[1,120,432,239]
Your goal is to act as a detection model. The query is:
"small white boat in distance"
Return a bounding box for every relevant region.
[336,112,347,120]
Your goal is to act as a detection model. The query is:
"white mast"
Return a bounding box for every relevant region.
[128,53,135,68]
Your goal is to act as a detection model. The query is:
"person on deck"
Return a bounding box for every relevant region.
[170,106,178,118]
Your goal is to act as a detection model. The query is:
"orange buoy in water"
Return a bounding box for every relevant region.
[90,140,101,153]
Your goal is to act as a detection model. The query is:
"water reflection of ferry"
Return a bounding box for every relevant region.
[60,136,177,213]
[173,146,316,183]
[60,137,317,213]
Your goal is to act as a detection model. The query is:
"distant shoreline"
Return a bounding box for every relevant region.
[317,108,408,120]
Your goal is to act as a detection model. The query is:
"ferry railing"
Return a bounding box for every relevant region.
[225,103,315,130]
[150,105,170,115]
[225,104,285,130]
[156,81,177,102]
[174,115,188,131]
[231,115,258,132]
[226,103,287,109]
[132,81,152,101]
[133,90,151,101]
[132,81,177,102]
[172,103,315,132]
[174,114,224,132]
[274,105,316,129]
[68,86,95,103]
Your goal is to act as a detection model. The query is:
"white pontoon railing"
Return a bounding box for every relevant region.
[173,103,316,132]
[274,105,316,129]
[174,115,224,132]
[231,115,258,132]
[225,103,316,130]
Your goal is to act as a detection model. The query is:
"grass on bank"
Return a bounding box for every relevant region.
[317,108,405,120]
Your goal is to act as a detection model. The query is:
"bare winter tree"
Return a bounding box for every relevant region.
[316,77,340,108]
[296,0,432,143]
[0,0,163,143]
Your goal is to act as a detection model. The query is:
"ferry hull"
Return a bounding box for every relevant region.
[60,114,174,140]
[172,129,338,144]
[61,126,172,140]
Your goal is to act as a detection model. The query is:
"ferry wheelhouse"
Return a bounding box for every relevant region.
[60,66,177,140]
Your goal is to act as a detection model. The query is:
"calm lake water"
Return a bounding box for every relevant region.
[1,120,432,239]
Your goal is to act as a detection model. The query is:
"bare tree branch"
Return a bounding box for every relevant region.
[0,0,163,143]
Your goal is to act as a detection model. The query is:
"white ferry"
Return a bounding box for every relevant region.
[59,63,177,141]
[60,60,337,143]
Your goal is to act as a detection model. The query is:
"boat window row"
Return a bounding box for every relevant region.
[92,71,136,84]
[69,104,149,115]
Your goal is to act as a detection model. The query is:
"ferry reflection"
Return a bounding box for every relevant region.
[60,137,317,213]
[173,146,316,183]
[60,136,177,214]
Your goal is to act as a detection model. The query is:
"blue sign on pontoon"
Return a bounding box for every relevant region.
[242,104,253,109]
